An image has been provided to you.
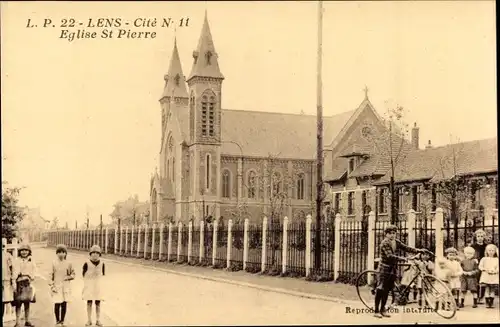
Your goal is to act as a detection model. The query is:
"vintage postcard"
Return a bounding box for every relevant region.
[1,1,498,326]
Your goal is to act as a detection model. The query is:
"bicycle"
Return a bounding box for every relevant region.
[355,250,457,319]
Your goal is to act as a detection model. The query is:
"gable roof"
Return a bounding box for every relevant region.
[374,137,497,185]
[219,109,355,159]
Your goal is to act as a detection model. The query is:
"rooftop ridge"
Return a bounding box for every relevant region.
[414,136,497,152]
[221,108,356,118]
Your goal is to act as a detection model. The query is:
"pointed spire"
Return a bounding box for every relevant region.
[161,36,188,100]
[187,12,224,81]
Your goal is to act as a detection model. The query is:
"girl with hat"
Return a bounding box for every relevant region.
[82,245,105,327]
[49,244,75,326]
[12,243,37,327]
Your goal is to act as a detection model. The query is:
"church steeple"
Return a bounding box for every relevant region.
[161,36,188,100]
[187,12,224,81]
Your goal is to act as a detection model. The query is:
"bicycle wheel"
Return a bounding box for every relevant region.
[421,274,457,319]
[356,270,397,311]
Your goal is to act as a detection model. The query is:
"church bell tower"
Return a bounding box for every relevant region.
[187,11,224,221]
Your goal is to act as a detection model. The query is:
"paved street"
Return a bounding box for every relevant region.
[11,245,498,326]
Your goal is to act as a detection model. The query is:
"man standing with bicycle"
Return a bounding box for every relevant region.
[374,225,427,318]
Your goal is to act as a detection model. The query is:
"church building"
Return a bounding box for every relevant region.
[149,13,406,224]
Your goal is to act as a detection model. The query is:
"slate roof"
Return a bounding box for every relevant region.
[374,137,497,185]
[347,135,414,178]
[219,109,355,159]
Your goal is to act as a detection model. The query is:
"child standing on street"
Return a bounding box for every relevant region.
[478,244,499,308]
[2,243,15,320]
[12,243,37,327]
[49,244,75,326]
[82,245,105,327]
[460,246,480,308]
[444,247,463,309]
[433,257,454,311]
[470,229,490,303]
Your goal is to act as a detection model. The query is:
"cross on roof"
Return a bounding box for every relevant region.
[363,85,369,100]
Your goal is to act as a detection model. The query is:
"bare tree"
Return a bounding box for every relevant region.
[365,103,411,224]
[255,153,299,266]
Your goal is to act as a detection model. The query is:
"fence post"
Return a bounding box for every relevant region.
[407,209,416,248]
[188,221,193,264]
[151,224,157,260]
[435,208,444,260]
[261,216,268,273]
[124,226,129,256]
[365,211,376,284]
[177,222,182,262]
[159,224,164,260]
[305,214,312,277]
[243,218,249,271]
[136,225,142,258]
[12,238,18,258]
[282,216,289,274]
[167,222,173,262]
[199,221,205,262]
[104,228,108,254]
[227,219,233,269]
[144,224,149,259]
[121,227,125,255]
[114,228,118,254]
[212,219,218,266]
[130,226,135,256]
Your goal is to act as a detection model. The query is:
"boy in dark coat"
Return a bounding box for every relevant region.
[374,225,426,318]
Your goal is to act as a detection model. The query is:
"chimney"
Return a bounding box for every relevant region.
[425,140,432,149]
[411,122,419,150]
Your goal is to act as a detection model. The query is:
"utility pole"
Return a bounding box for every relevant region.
[314,0,324,272]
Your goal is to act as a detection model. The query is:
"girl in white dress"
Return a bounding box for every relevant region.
[478,244,499,308]
[82,245,105,327]
[49,244,75,326]
[444,247,463,309]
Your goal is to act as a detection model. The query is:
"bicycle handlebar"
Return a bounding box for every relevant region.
[405,249,435,262]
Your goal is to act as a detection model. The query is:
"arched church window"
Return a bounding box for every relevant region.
[190,92,195,135]
[222,170,230,198]
[167,160,170,180]
[174,74,180,86]
[208,96,215,136]
[172,157,176,183]
[168,137,174,153]
[201,92,216,137]
[201,95,208,136]
[206,154,211,190]
[297,173,305,200]
[247,171,256,199]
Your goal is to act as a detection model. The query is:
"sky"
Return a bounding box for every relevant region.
[1,1,496,226]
